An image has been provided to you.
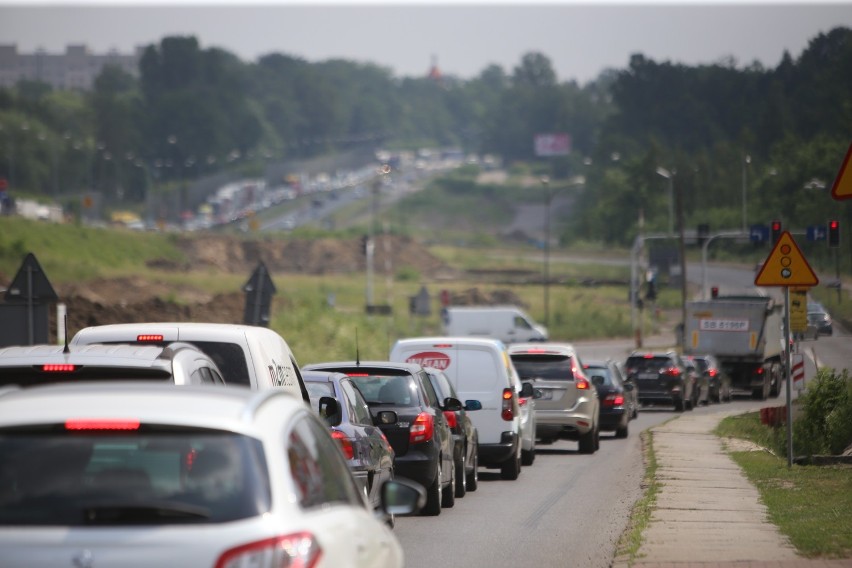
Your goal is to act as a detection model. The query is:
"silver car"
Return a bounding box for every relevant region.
[509,343,601,454]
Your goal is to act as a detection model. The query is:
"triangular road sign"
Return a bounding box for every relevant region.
[830,141,852,201]
[4,253,59,303]
[754,232,818,287]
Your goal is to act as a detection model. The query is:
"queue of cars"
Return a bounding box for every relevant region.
[0,319,734,565]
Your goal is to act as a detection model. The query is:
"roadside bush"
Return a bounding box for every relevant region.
[791,369,852,457]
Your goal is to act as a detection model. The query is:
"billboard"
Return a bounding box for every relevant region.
[534,133,571,157]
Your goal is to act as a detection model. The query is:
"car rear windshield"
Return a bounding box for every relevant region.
[348,374,421,407]
[584,365,615,386]
[0,426,271,526]
[510,354,575,381]
[0,367,173,388]
[626,356,673,373]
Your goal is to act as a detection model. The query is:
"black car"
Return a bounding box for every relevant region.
[303,361,458,516]
[422,366,481,498]
[624,351,695,412]
[302,370,397,514]
[688,354,732,404]
[807,310,833,336]
[583,359,638,438]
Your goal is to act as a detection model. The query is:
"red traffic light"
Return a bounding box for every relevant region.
[711,286,719,299]
[828,219,840,248]
[771,220,782,244]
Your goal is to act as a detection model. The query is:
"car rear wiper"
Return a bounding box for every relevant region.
[83,501,211,524]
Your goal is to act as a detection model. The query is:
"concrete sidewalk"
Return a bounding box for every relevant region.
[612,411,850,568]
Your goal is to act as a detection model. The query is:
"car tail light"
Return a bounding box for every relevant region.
[432,344,453,348]
[409,412,434,444]
[331,429,355,460]
[576,377,591,390]
[602,394,625,407]
[708,368,718,378]
[518,396,529,407]
[214,532,321,568]
[65,419,140,431]
[755,366,764,375]
[501,388,515,421]
[643,354,655,359]
[41,364,76,372]
[346,373,369,377]
[136,334,164,342]
[664,367,681,377]
[443,410,458,429]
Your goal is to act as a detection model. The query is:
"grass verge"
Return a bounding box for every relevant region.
[614,429,659,566]
[715,413,852,559]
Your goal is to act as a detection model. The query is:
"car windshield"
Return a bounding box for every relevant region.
[0,427,271,526]
[510,354,575,381]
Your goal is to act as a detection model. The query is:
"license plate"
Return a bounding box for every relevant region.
[638,373,658,380]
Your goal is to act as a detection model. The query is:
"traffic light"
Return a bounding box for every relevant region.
[697,223,710,246]
[828,219,840,248]
[711,286,719,299]
[771,220,782,244]
[360,234,369,255]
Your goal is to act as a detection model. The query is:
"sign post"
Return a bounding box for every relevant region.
[754,231,818,467]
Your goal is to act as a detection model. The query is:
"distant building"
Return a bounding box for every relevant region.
[0,44,143,90]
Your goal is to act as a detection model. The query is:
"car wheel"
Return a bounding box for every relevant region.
[466,447,479,492]
[421,461,442,516]
[674,398,685,412]
[578,427,596,454]
[594,424,600,450]
[441,457,455,508]
[615,420,629,439]
[454,451,466,498]
[500,450,521,480]
[521,436,535,466]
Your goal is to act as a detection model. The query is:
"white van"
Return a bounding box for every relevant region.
[442,306,548,344]
[389,337,536,480]
[70,322,309,402]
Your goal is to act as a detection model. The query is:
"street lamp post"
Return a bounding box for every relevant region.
[655,167,675,235]
[742,154,751,233]
[542,176,552,327]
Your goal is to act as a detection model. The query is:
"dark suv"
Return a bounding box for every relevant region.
[624,351,694,412]
[302,361,458,516]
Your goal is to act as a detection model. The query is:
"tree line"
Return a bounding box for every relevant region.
[0,28,850,253]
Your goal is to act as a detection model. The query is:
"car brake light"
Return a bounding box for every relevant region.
[708,369,718,377]
[501,388,515,421]
[643,354,655,359]
[518,397,529,407]
[409,412,434,444]
[65,419,140,430]
[576,378,590,390]
[346,373,369,377]
[331,429,355,460]
[432,344,453,348]
[214,532,322,568]
[136,334,164,342]
[603,394,625,407]
[664,367,681,377]
[443,410,458,429]
[41,364,76,372]
[755,367,764,375]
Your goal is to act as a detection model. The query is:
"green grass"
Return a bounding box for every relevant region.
[615,430,660,565]
[716,413,852,558]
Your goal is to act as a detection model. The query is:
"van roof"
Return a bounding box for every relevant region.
[392,336,506,348]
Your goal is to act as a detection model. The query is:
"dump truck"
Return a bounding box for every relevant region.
[684,294,785,400]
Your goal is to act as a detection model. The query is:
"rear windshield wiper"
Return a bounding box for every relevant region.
[84,501,211,524]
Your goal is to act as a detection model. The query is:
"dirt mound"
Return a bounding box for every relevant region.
[167,234,451,276]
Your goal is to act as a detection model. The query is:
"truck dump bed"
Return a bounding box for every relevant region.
[684,296,783,360]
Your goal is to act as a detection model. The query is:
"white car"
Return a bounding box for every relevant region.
[0,382,423,568]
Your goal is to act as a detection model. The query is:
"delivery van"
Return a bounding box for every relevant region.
[442,306,548,344]
[70,322,309,402]
[389,336,536,480]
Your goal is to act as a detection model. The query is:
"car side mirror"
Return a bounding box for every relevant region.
[379,478,426,517]
[519,382,535,398]
[591,375,605,387]
[374,410,398,425]
[464,399,482,411]
[318,396,340,425]
[623,382,635,392]
[443,397,463,412]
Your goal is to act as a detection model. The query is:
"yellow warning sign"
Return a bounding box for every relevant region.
[830,141,852,201]
[790,286,809,333]
[754,231,819,287]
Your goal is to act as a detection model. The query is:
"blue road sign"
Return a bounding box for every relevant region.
[806,225,827,241]
[750,224,770,243]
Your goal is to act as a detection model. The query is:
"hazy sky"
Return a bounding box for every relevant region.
[2,2,852,84]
